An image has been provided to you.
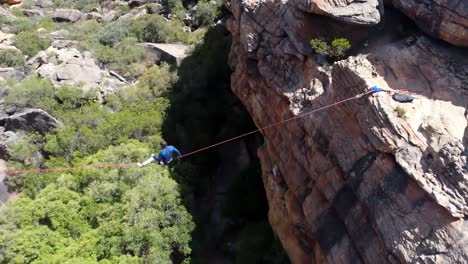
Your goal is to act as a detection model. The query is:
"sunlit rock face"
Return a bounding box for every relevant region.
[226,0,468,262]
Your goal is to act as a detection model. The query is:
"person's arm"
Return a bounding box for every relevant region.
[170,146,182,158]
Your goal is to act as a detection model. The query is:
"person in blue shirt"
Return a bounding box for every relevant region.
[137,140,182,167]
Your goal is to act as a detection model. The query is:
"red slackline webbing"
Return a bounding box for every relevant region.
[5,90,373,175]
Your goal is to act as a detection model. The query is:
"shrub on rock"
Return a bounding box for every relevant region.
[15,31,51,57]
[0,49,25,67]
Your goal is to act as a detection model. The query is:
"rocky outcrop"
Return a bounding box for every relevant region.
[52,9,83,22]
[50,29,70,40]
[83,12,103,22]
[297,0,382,25]
[22,9,44,18]
[0,0,21,5]
[140,43,188,65]
[0,108,58,135]
[34,0,52,8]
[0,109,55,161]
[0,31,19,56]
[0,108,56,159]
[0,159,12,207]
[0,68,22,79]
[0,31,14,46]
[391,0,468,47]
[0,6,15,19]
[28,46,124,97]
[226,0,468,262]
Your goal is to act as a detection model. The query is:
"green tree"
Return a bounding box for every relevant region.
[330,38,351,60]
[309,38,330,56]
[309,37,351,61]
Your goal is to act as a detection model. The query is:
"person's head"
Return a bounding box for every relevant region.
[160,140,167,148]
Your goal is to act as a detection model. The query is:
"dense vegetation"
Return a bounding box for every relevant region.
[309,37,351,61]
[0,72,194,263]
[0,0,287,263]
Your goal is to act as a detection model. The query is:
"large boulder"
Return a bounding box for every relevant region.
[83,12,103,22]
[297,0,382,25]
[0,68,22,79]
[0,109,54,162]
[0,108,58,135]
[52,9,83,22]
[140,43,188,65]
[49,29,70,40]
[117,7,148,20]
[22,9,44,18]
[28,46,124,97]
[103,10,117,22]
[391,0,468,47]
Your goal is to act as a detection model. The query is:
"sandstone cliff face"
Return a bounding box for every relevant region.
[391,0,468,47]
[226,0,468,262]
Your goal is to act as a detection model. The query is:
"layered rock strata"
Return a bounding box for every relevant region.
[226,0,468,262]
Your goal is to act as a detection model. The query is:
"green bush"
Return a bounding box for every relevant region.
[93,45,118,64]
[37,16,56,31]
[394,106,406,118]
[130,14,186,43]
[172,2,187,19]
[309,37,351,61]
[10,7,25,18]
[162,0,182,13]
[15,31,51,57]
[74,0,100,12]
[10,132,44,167]
[55,85,97,111]
[0,49,25,67]
[330,38,352,59]
[4,75,57,111]
[21,0,34,9]
[309,38,329,56]
[195,0,220,26]
[53,0,99,12]
[137,63,177,96]
[94,37,150,78]
[10,18,36,34]
[111,38,148,75]
[97,19,131,46]
[71,20,102,37]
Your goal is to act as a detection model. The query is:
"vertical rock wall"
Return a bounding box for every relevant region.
[226,0,468,262]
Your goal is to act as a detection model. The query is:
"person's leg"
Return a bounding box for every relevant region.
[142,157,156,166]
